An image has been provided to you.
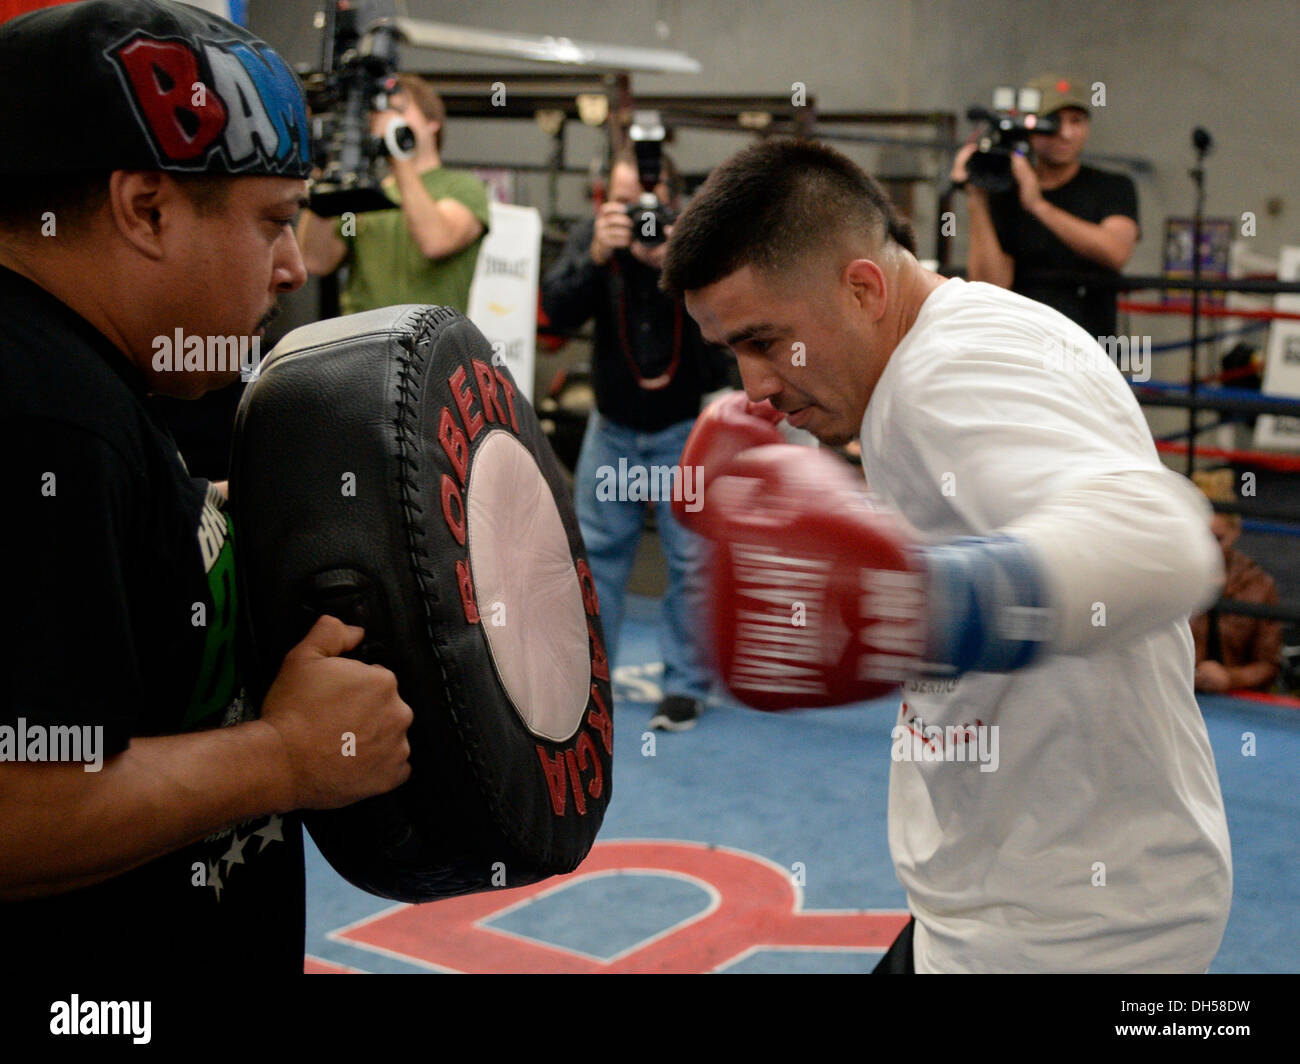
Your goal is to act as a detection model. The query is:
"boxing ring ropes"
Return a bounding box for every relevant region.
[1078,270,1300,706]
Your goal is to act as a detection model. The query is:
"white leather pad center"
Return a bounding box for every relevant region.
[467,431,590,741]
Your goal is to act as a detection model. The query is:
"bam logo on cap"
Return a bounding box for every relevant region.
[105,32,309,175]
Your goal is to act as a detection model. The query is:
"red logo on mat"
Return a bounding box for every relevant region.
[319,840,908,973]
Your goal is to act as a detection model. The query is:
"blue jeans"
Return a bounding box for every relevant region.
[574,411,713,703]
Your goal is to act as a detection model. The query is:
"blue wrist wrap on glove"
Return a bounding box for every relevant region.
[918,535,1054,674]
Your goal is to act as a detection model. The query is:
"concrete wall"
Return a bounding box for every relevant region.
[252,0,1299,260]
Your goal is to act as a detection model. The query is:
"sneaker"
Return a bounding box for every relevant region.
[649,695,701,732]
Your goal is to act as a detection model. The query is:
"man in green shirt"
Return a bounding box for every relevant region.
[299,76,490,313]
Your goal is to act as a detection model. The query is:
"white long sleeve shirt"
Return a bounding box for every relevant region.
[861,277,1232,973]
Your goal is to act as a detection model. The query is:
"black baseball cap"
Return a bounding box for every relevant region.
[0,0,311,177]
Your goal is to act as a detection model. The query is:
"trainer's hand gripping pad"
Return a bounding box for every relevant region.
[229,305,613,902]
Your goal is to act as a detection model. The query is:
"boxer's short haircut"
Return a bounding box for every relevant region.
[396,75,447,153]
[0,172,231,241]
[661,137,916,295]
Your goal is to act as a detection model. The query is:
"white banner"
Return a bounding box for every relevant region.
[1254,246,1300,451]
[467,202,541,404]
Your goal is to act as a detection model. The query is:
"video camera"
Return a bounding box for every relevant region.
[964,85,1059,194]
[302,1,416,217]
[624,110,676,247]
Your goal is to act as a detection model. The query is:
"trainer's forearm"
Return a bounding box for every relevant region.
[1005,468,1224,654]
[0,720,290,901]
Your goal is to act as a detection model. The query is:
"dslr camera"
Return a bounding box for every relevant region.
[302,1,416,217]
[963,85,1059,194]
[624,110,676,247]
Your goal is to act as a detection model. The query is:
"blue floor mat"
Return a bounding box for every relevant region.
[304,594,1300,973]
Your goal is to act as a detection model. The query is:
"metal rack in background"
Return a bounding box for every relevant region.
[424,72,961,267]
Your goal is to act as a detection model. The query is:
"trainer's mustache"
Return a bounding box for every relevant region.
[256,306,280,333]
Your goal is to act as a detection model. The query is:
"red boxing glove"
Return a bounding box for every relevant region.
[674,392,785,530]
[701,445,927,711]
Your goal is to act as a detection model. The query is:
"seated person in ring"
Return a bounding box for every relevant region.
[1189,469,1282,693]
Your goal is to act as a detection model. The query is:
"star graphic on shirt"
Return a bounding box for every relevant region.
[222,832,249,871]
[207,860,224,901]
[254,814,284,853]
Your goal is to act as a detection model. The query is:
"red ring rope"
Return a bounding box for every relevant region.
[1155,440,1300,472]
[1118,301,1300,322]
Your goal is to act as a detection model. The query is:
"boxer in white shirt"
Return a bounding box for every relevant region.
[661,137,1232,974]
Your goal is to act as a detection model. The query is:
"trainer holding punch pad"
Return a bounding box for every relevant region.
[231,305,614,902]
[1,0,611,984]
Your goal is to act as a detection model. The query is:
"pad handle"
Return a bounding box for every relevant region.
[299,569,415,853]
[300,568,395,668]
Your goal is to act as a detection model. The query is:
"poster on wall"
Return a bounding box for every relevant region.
[472,168,516,206]
[1253,246,1300,452]
[1162,217,1232,307]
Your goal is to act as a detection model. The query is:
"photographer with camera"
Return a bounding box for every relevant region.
[953,75,1139,339]
[542,140,734,732]
[298,75,490,315]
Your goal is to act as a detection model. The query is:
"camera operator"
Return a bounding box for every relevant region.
[953,75,1139,339]
[298,75,490,314]
[542,147,734,732]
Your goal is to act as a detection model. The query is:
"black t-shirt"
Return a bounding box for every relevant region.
[541,217,736,433]
[988,164,1138,338]
[0,265,304,977]
[148,380,247,482]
